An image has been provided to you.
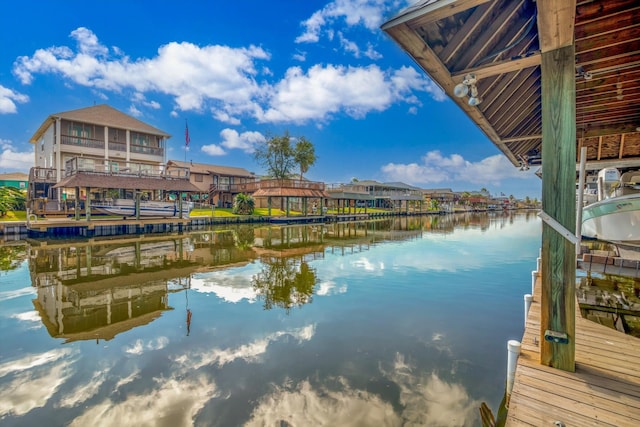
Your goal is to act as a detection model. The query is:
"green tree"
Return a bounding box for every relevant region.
[252,257,318,313]
[0,245,27,271]
[293,137,316,180]
[233,193,255,215]
[0,187,26,216]
[254,131,296,179]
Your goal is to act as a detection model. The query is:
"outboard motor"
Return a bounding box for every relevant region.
[597,167,620,201]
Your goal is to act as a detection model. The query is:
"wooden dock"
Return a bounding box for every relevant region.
[506,274,640,426]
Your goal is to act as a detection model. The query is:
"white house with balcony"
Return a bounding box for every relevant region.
[30,104,169,176]
[28,104,173,210]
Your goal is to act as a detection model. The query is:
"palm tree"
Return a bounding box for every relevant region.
[0,187,26,216]
[233,193,255,215]
[294,137,316,180]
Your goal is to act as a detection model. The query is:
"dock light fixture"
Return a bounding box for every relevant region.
[453,73,482,106]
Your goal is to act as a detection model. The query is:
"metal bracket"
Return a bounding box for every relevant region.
[538,211,579,245]
[544,329,569,344]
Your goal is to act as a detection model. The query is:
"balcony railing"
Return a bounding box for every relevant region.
[63,157,189,180]
[29,167,57,182]
[108,141,126,152]
[130,144,163,156]
[228,179,325,193]
[60,135,105,149]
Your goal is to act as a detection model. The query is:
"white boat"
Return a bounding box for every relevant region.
[93,199,193,217]
[581,168,640,244]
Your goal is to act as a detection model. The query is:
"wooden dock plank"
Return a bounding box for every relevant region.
[506,273,640,426]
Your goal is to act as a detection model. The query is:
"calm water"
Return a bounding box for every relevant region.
[0,212,541,427]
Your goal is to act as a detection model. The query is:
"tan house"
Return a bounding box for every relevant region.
[28,104,171,207]
[166,160,256,207]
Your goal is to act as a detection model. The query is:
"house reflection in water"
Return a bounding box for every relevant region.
[28,237,200,343]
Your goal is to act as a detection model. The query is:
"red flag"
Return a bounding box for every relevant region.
[185,120,190,147]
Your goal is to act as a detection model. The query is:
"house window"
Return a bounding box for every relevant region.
[131,132,150,146]
[195,174,203,182]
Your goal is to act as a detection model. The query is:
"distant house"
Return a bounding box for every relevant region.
[328,180,423,210]
[422,188,456,211]
[166,160,256,207]
[0,172,29,190]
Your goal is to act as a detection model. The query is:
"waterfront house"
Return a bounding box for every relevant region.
[328,180,424,212]
[166,160,257,208]
[421,188,456,211]
[28,104,171,211]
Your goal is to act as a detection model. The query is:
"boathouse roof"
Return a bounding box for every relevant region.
[30,104,170,143]
[251,187,331,199]
[382,0,640,171]
[54,172,200,192]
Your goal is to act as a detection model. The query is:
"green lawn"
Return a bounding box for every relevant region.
[1,207,392,222]
[0,211,27,221]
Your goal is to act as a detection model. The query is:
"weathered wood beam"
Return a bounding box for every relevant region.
[537,0,576,52]
[579,157,640,170]
[453,0,525,70]
[380,0,491,30]
[540,44,576,371]
[451,53,541,82]
[500,135,542,143]
[597,136,603,160]
[439,2,494,65]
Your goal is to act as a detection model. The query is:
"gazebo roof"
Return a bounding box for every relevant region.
[252,188,330,198]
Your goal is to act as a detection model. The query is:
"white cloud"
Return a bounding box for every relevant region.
[201,144,226,156]
[246,379,401,427]
[0,284,36,302]
[190,270,258,302]
[14,27,270,114]
[337,32,383,60]
[0,85,29,114]
[124,336,169,355]
[10,311,42,329]
[68,376,216,427]
[383,353,480,426]
[292,50,307,62]
[219,128,265,153]
[262,64,443,123]
[381,150,537,186]
[173,325,315,370]
[13,26,442,126]
[0,349,76,417]
[57,369,109,408]
[262,64,392,123]
[212,110,241,125]
[296,0,392,44]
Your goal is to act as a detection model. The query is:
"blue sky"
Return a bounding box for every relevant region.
[0,0,541,198]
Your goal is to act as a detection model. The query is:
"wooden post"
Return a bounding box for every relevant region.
[75,186,80,221]
[135,191,141,220]
[540,44,576,371]
[268,197,272,217]
[85,187,91,221]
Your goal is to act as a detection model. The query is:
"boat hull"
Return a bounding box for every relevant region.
[582,193,640,243]
[93,199,193,217]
